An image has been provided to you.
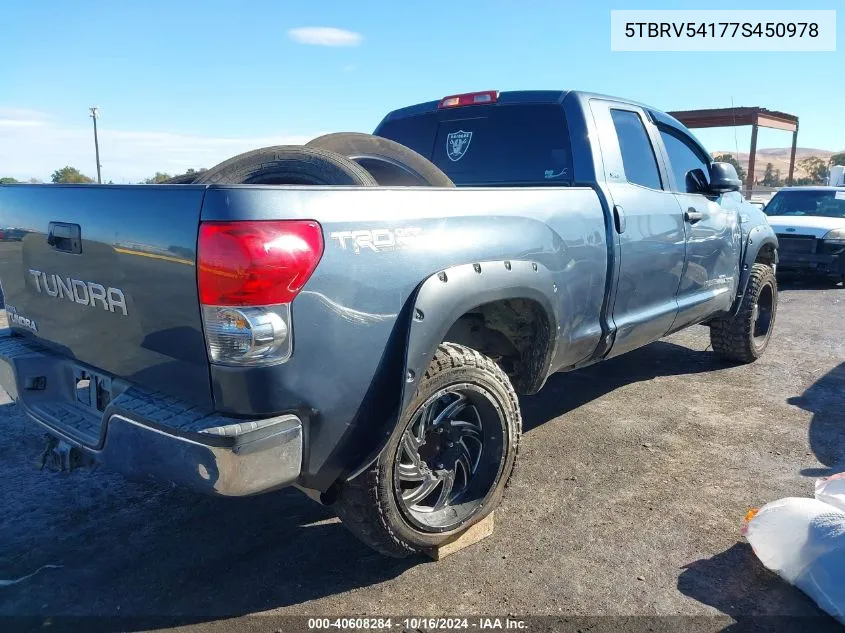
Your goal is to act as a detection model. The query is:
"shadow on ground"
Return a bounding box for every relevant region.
[1,479,420,628]
[776,276,843,292]
[521,339,724,432]
[678,543,840,632]
[788,362,845,477]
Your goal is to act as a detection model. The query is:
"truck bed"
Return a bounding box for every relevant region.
[0,182,608,490]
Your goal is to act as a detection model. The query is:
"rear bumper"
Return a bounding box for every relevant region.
[0,331,303,496]
[101,413,303,496]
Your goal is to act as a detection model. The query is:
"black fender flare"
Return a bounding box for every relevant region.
[342,259,560,483]
[733,224,778,316]
[400,259,560,411]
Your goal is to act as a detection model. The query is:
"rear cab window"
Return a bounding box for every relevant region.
[376,103,573,186]
[609,109,662,190]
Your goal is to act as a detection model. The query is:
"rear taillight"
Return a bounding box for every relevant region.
[438,90,499,109]
[197,220,323,366]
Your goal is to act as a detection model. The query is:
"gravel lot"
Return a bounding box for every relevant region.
[1,281,844,632]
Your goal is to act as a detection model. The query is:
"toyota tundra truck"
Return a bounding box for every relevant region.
[0,90,778,557]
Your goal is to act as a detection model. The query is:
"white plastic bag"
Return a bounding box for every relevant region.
[816,472,845,512]
[743,496,845,624]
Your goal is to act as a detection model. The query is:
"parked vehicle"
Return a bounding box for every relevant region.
[764,186,845,282]
[829,165,845,187]
[0,90,778,556]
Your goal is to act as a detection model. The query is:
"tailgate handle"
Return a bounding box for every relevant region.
[47,222,82,254]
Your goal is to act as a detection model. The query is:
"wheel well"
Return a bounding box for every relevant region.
[756,243,776,266]
[442,299,552,395]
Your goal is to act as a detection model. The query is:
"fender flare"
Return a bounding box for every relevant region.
[342,259,560,483]
[401,260,560,411]
[733,224,778,316]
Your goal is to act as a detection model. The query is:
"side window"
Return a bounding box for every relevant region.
[659,129,711,194]
[610,109,662,190]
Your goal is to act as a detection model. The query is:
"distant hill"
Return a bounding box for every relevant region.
[711,147,841,181]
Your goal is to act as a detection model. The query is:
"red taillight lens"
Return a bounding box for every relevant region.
[438,90,499,109]
[198,220,324,306]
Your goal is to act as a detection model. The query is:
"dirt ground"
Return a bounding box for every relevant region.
[1,280,844,632]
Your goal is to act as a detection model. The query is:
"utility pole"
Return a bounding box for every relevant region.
[89,107,102,184]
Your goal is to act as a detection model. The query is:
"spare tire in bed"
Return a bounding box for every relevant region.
[306,132,454,187]
[194,146,378,186]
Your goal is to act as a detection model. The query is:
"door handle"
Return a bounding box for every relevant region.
[47,222,82,254]
[685,208,705,224]
[613,205,626,234]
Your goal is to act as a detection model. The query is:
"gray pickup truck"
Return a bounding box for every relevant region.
[0,90,778,557]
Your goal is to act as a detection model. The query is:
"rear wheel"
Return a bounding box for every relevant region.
[306,132,454,187]
[333,343,521,557]
[710,263,777,363]
[194,146,378,186]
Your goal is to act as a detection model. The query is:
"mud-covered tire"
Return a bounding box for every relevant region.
[710,263,777,363]
[333,343,521,557]
[306,132,454,187]
[194,146,378,186]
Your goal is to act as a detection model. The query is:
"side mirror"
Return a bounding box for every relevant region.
[709,162,742,193]
[686,168,709,194]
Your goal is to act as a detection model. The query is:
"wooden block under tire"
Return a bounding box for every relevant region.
[425,513,494,560]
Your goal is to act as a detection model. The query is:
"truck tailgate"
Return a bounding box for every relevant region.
[0,184,212,407]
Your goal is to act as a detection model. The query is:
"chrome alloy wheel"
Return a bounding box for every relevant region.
[392,383,506,532]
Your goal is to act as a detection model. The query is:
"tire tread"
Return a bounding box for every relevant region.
[334,343,521,557]
[710,263,777,363]
[194,145,377,186]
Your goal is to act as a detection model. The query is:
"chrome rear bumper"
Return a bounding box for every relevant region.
[0,330,303,496]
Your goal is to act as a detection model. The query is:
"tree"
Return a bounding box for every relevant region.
[712,153,746,182]
[830,152,845,167]
[0,177,19,184]
[51,166,94,184]
[759,162,782,187]
[797,156,830,185]
[142,172,173,184]
[140,168,208,184]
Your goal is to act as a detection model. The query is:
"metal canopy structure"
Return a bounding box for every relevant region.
[667,106,799,196]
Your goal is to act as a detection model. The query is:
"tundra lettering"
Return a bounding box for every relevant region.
[28,269,128,315]
[5,305,37,333]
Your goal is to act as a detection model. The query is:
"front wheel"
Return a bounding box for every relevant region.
[710,263,778,363]
[333,343,521,557]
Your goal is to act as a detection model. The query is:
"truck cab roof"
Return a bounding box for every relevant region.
[380,89,696,137]
[375,90,706,187]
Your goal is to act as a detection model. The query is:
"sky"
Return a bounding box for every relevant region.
[0,0,841,182]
